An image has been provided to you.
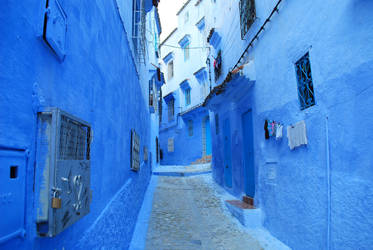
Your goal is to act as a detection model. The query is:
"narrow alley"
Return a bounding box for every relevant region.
[131,164,287,250]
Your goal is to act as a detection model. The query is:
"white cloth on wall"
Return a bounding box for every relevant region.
[276,124,283,140]
[287,120,308,150]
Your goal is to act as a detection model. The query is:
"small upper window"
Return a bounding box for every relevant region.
[168,61,174,80]
[185,88,191,106]
[168,99,175,121]
[295,52,315,110]
[184,11,189,23]
[184,44,190,61]
[188,120,193,136]
[239,0,256,39]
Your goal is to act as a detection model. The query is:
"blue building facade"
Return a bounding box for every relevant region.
[0,0,161,249]
[203,0,373,249]
[159,0,213,166]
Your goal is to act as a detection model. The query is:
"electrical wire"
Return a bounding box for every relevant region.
[161,44,210,49]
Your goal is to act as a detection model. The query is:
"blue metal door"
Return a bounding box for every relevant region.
[242,110,255,197]
[205,117,212,156]
[223,118,232,188]
[0,148,26,244]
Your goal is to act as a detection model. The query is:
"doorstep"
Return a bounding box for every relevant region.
[224,199,262,229]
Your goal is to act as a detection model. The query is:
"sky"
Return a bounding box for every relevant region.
[158,0,188,42]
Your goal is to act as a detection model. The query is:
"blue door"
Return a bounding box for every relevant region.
[242,110,255,197]
[205,117,212,155]
[223,118,232,188]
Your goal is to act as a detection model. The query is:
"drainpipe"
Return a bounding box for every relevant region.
[326,116,331,250]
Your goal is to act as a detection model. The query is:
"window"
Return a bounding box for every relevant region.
[215,113,219,134]
[184,44,190,61]
[131,129,140,171]
[188,120,193,136]
[149,79,154,107]
[185,88,191,106]
[184,11,189,23]
[168,137,174,152]
[168,99,174,121]
[168,61,174,80]
[295,52,315,110]
[239,0,256,39]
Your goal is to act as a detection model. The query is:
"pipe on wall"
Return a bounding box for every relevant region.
[325,116,331,250]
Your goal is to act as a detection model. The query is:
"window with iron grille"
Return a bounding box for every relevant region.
[215,113,219,135]
[132,0,146,63]
[168,99,174,121]
[131,129,140,171]
[59,115,91,160]
[188,120,193,136]
[295,52,315,110]
[239,0,256,39]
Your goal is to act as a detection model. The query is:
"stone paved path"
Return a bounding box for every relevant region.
[145,173,263,250]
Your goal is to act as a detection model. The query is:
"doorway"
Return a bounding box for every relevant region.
[223,118,232,188]
[241,110,255,197]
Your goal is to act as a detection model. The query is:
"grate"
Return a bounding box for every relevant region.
[239,0,256,39]
[295,52,315,110]
[59,115,90,160]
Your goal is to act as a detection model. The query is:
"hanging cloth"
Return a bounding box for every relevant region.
[276,124,283,140]
[287,120,308,150]
[264,120,269,139]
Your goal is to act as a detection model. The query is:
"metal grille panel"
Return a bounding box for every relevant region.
[295,52,315,110]
[59,115,90,160]
[239,0,256,39]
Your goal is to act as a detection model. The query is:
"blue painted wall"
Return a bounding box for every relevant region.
[206,0,373,249]
[0,0,157,249]
[159,104,210,165]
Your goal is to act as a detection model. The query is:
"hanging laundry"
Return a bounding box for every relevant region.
[276,124,283,140]
[264,120,269,139]
[287,120,308,150]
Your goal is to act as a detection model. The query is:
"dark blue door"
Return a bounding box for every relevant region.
[242,110,255,197]
[223,118,232,188]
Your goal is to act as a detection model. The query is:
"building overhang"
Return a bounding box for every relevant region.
[164,92,175,103]
[179,79,191,90]
[178,35,191,48]
[162,52,174,64]
[207,28,221,49]
[194,67,208,83]
[203,60,256,109]
[196,17,205,31]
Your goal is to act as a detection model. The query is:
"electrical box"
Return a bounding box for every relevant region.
[35,108,92,237]
[0,148,26,244]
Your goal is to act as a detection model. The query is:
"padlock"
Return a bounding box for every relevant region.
[52,197,62,209]
[51,190,61,209]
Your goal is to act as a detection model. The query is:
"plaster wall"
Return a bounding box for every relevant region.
[208,0,373,249]
[0,0,157,249]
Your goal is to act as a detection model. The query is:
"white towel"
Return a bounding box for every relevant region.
[276,124,283,140]
[287,120,307,150]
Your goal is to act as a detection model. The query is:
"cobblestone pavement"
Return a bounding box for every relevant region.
[145,173,263,250]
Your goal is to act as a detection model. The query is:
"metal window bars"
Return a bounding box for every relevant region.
[239,0,256,39]
[132,0,147,64]
[295,53,315,110]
